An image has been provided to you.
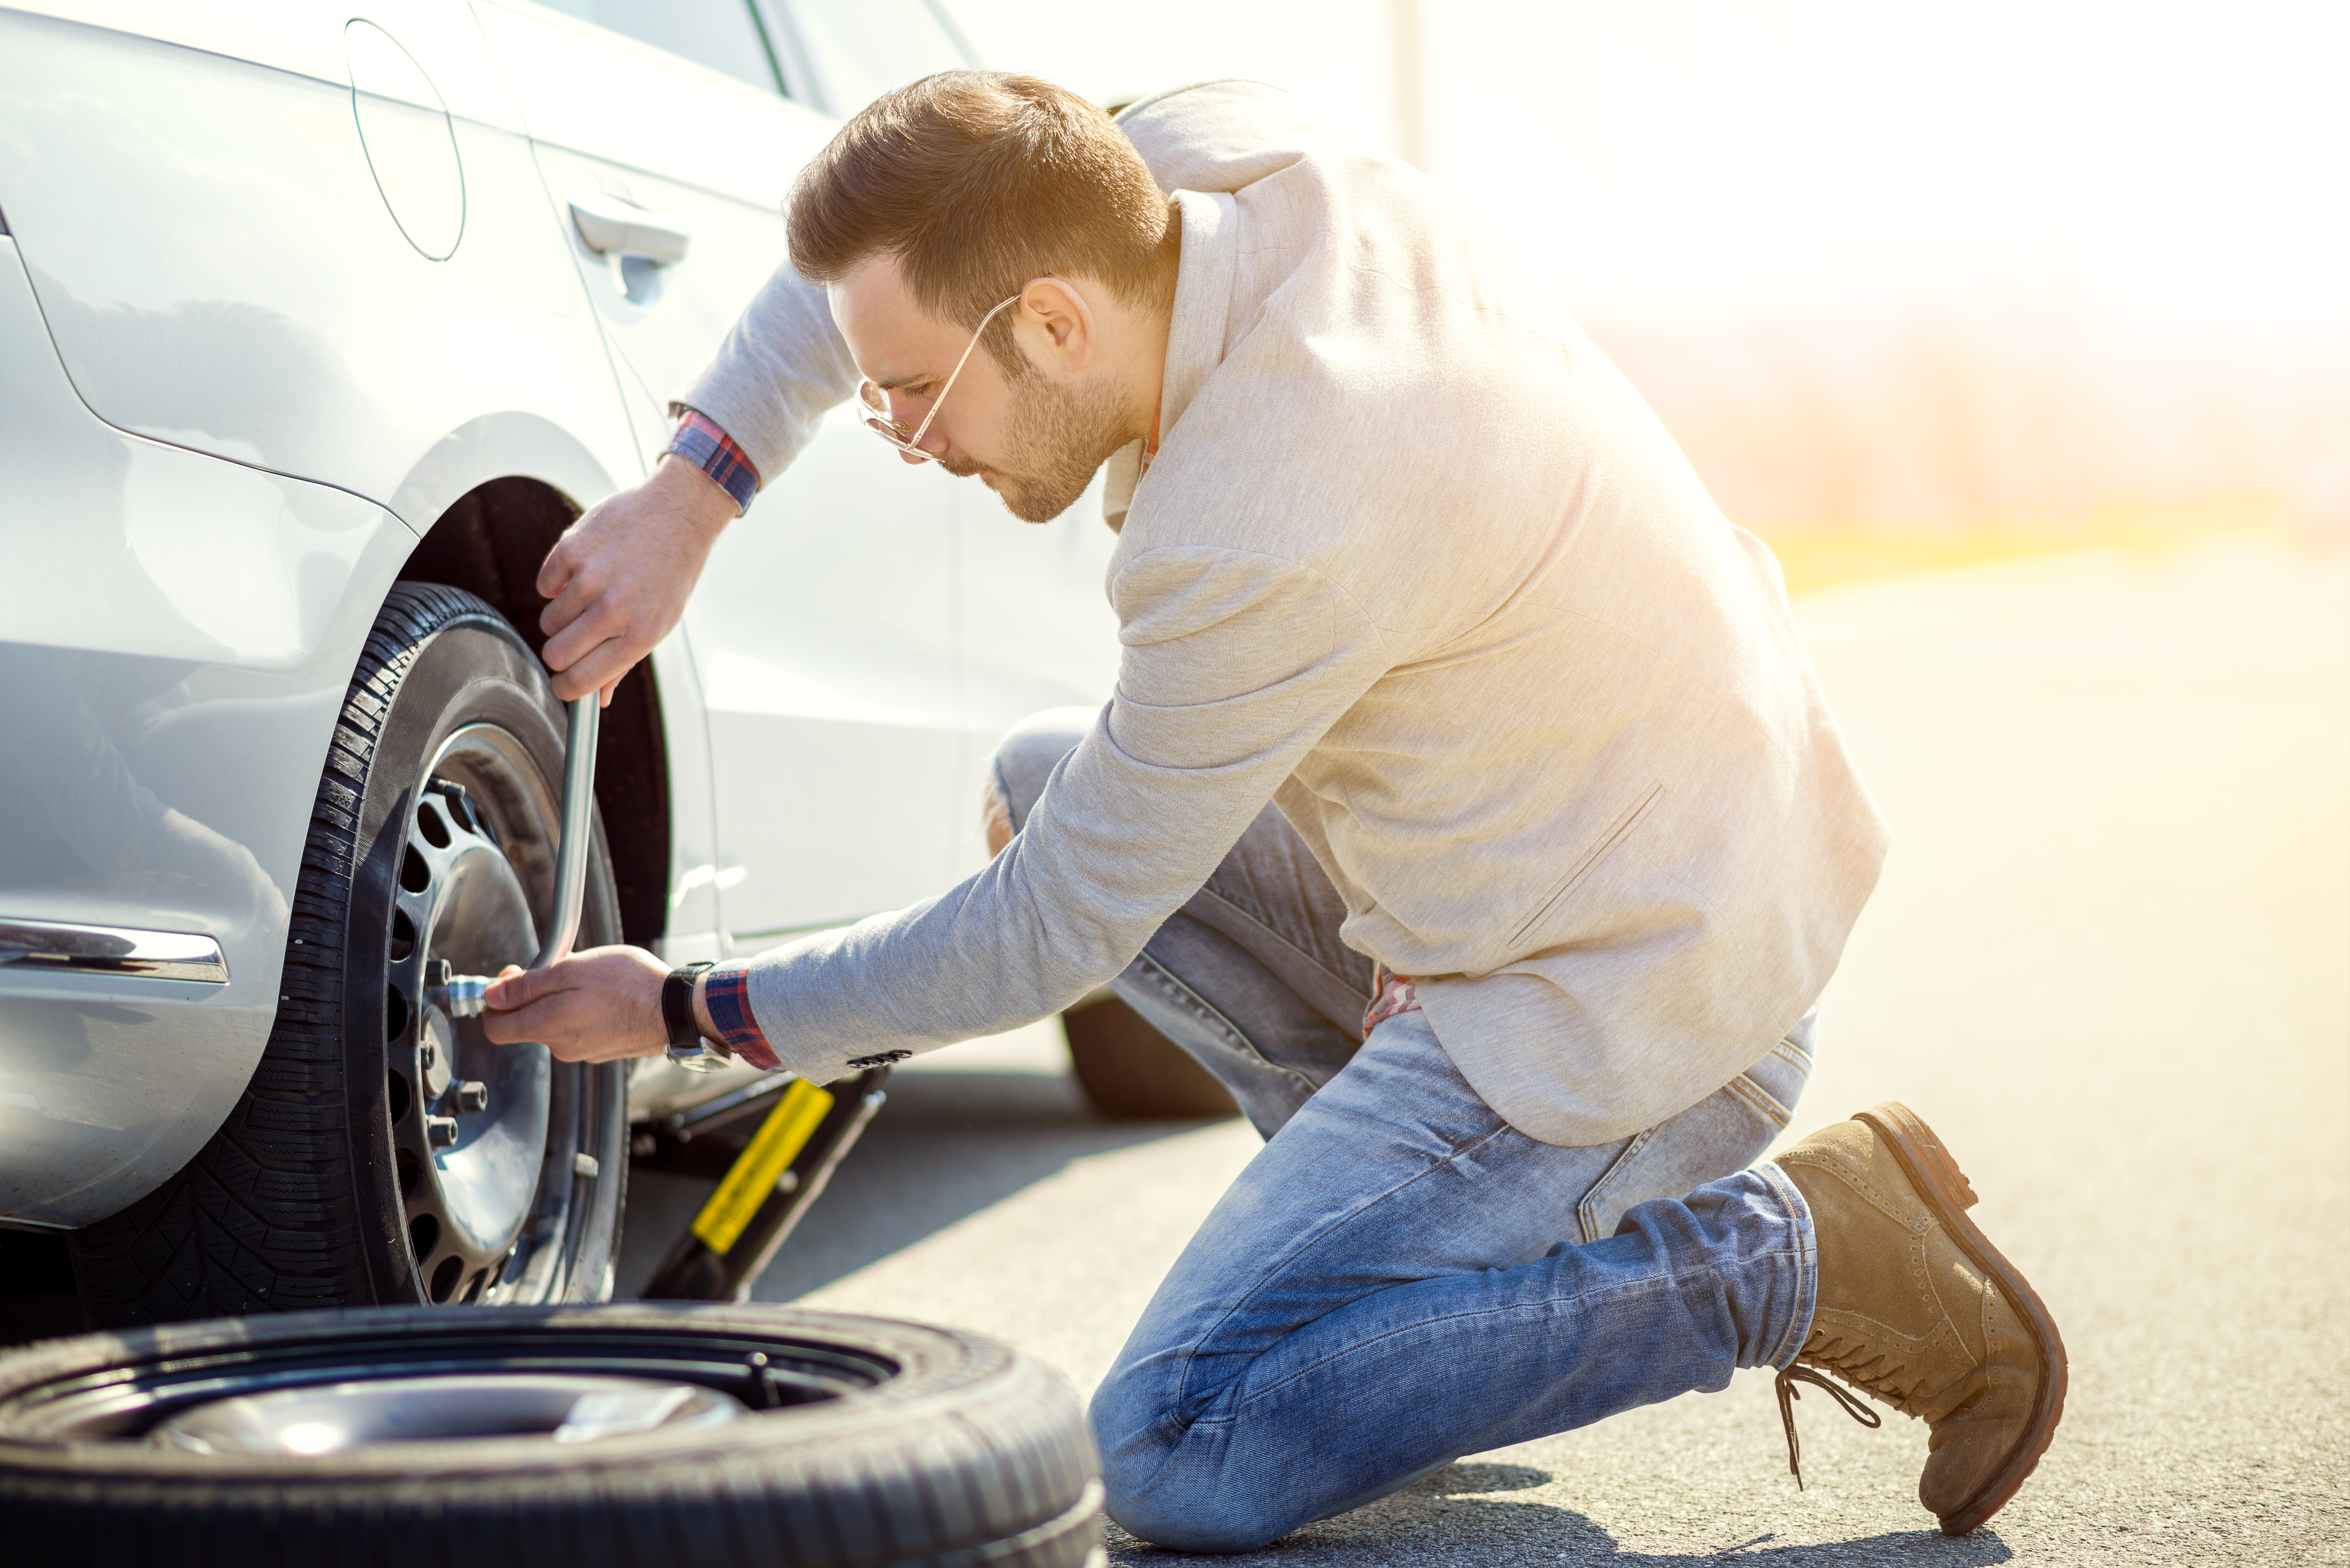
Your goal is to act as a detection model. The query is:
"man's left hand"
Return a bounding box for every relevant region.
[481,945,671,1063]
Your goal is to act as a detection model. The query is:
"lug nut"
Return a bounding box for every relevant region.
[426,1115,460,1148]
[454,1080,489,1113]
[424,961,490,1019]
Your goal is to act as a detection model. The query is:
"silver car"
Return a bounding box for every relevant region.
[0,0,1123,1327]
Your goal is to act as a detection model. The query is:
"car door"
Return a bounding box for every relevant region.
[475,0,970,951]
[951,479,1125,882]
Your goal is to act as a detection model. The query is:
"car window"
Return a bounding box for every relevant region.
[532,0,785,96]
[786,0,969,113]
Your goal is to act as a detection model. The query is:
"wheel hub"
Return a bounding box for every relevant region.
[384,728,555,1304]
[151,1374,745,1455]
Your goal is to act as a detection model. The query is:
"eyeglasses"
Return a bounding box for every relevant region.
[856,294,1020,463]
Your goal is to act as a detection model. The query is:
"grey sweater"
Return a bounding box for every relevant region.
[680,80,1888,1146]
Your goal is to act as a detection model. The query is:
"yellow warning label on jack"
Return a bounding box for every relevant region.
[691,1078,834,1255]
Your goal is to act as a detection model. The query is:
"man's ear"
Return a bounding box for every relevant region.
[1016,276,1096,377]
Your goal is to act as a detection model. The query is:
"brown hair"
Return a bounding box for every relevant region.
[786,72,1178,361]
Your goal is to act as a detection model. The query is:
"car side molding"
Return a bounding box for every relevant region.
[0,918,229,985]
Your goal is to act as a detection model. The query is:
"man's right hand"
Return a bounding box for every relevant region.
[537,454,740,703]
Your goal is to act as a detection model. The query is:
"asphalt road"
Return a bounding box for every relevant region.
[619,538,2350,1565]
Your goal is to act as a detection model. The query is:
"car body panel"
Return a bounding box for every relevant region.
[0,6,638,531]
[0,1,525,129]
[0,226,432,1225]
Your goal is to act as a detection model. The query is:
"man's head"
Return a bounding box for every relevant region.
[789,72,1178,522]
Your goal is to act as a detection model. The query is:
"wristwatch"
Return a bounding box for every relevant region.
[662,961,731,1073]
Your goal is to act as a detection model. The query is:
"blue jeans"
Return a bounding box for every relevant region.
[992,712,1821,1552]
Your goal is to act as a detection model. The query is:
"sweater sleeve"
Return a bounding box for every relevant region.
[673,260,862,487]
[726,547,1392,1081]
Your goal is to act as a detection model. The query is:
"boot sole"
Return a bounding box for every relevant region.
[1853,1101,2069,1537]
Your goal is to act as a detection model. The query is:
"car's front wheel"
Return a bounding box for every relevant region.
[70,584,627,1323]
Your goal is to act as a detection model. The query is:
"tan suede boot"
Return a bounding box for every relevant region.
[1771,1102,2068,1535]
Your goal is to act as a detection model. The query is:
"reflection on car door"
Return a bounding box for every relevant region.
[476,0,968,951]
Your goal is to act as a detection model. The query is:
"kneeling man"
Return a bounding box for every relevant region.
[487,72,2066,1548]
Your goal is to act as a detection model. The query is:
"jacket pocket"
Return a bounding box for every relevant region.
[1506,781,1666,949]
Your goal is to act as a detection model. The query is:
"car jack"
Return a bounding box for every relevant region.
[635,1063,892,1300]
[442,695,891,1302]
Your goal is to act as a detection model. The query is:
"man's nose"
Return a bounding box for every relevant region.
[904,418,950,464]
[881,391,950,462]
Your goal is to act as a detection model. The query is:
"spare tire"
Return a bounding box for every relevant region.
[0,1303,1101,1567]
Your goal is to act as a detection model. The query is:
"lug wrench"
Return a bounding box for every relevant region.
[433,694,599,1016]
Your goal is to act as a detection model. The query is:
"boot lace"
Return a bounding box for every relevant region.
[1774,1366,1882,1489]
[1800,1325,1944,1414]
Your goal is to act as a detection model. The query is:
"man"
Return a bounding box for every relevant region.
[483,74,2066,1548]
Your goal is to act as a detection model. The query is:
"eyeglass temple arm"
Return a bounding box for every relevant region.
[904,294,1021,450]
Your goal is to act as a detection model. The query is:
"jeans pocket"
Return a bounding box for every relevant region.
[1726,1008,1818,1133]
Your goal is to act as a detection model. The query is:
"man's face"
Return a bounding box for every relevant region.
[830,255,1127,524]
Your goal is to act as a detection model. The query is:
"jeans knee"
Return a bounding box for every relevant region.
[1108,1498,1286,1555]
[986,706,1095,830]
[1102,1456,1291,1554]
[1092,1376,1291,1553]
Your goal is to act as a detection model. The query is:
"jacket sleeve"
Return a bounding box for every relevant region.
[673,260,863,487]
[732,546,1392,1079]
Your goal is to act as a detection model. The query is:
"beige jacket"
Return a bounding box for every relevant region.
[684,80,1888,1145]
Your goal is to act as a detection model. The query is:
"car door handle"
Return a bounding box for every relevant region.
[568,192,691,265]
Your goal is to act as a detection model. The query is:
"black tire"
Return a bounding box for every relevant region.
[69,585,628,1323]
[1063,997,1239,1121]
[0,1303,1101,1568]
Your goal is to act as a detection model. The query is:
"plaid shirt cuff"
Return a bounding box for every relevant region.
[666,409,759,515]
[701,967,780,1072]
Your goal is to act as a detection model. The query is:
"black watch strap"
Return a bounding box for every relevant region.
[663,961,723,1057]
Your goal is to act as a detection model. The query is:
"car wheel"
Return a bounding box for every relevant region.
[1063,996,1239,1121]
[0,1303,1102,1567]
[69,584,628,1323]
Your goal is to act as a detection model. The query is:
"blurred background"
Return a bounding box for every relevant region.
[954,0,2350,584]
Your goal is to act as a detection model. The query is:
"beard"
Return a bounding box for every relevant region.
[943,361,1133,524]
